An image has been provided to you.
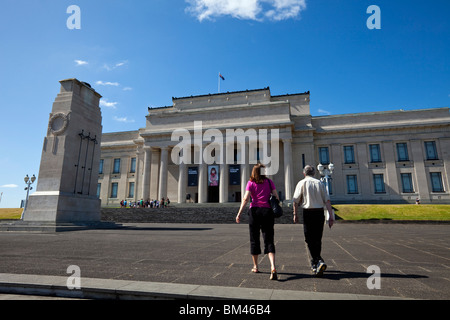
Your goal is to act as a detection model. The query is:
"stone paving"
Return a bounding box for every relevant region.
[0,217,449,300]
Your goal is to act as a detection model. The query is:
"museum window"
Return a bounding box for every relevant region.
[110,182,118,198]
[130,157,136,173]
[96,183,101,199]
[373,174,385,193]
[424,141,438,160]
[128,182,135,198]
[400,173,414,193]
[99,159,104,174]
[346,175,358,194]
[344,146,355,164]
[369,144,382,163]
[113,158,121,173]
[430,172,444,192]
[396,143,409,161]
[318,147,330,165]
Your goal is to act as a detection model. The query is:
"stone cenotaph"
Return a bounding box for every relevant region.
[23,79,103,223]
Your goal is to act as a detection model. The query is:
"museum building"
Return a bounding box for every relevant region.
[97,87,450,206]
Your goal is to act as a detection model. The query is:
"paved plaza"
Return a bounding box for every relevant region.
[0,221,449,300]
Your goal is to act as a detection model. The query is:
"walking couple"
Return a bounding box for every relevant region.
[236,164,334,280]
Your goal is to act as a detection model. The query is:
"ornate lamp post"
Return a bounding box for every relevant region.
[317,163,334,196]
[21,174,36,220]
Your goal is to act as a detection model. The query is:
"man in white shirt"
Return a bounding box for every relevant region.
[292,165,334,276]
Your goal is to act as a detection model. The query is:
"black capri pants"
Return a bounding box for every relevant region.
[248,206,275,255]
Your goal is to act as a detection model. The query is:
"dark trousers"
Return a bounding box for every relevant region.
[248,207,275,255]
[303,208,325,263]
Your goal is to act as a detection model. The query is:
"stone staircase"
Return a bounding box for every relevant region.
[101,204,300,224]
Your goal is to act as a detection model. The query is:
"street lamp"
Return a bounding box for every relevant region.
[21,174,36,220]
[317,163,334,196]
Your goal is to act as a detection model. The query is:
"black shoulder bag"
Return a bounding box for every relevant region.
[267,179,283,218]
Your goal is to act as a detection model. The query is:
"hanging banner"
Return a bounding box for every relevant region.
[229,165,240,186]
[208,165,219,186]
[188,167,198,186]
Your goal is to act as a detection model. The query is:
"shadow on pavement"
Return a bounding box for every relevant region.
[279,270,428,282]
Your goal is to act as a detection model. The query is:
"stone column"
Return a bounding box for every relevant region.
[149,148,160,200]
[241,142,249,197]
[178,162,187,203]
[356,142,370,196]
[283,138,293,200]
[141,147,151,201]
[219,143,229,203]
[410,140,430,202]
[158,147,169,200]
[440,137,450,195]
[330,144,344,198]
[382,140,400,196]
[198,162,207,203]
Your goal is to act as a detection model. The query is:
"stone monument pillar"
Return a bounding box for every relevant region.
[23,79,103,223]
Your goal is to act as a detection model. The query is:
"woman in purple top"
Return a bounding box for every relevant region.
[236,163,280,280]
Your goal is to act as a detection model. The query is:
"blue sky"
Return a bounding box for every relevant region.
[0,0,449,208]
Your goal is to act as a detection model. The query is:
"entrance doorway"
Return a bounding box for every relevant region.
[208,186,219,202]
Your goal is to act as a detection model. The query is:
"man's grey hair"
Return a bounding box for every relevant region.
[303,165,315,176]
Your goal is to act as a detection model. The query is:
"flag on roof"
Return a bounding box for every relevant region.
[219,73,225,81]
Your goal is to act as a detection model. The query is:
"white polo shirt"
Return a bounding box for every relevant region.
[292,176,330,209]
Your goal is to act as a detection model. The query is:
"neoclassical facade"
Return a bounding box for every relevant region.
[98,87,450,206]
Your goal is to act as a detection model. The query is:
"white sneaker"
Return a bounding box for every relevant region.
[315,260,327,277]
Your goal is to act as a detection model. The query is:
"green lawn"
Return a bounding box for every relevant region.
[0,208,23,220]
[334,204,450,221]
[1,205,449,221]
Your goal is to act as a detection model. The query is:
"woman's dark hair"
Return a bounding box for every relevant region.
[250,163,267,184]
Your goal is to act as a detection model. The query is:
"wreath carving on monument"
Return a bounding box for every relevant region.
[48,112,71,136]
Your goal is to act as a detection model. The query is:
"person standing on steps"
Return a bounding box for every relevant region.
[292,165,334,277]
[236,163,280,280]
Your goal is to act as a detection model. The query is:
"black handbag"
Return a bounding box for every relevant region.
[269,194,283,218]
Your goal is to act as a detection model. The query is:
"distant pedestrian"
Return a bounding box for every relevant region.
[292,165,334,277]
[236,163,280,280]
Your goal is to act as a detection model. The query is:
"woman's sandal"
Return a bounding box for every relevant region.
[251,267,260,273]
[270,269,278,280]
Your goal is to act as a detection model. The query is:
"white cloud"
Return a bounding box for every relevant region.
[0,184,18,188]
[114,116,135,123]
[74,59,88,66]
[103,60,128,71]
[100,99,118,109]
[265,0,307,20]
[186,0,306,21]
[96,81,120,87]
[318,109,331,115]
[123,87,133,91]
